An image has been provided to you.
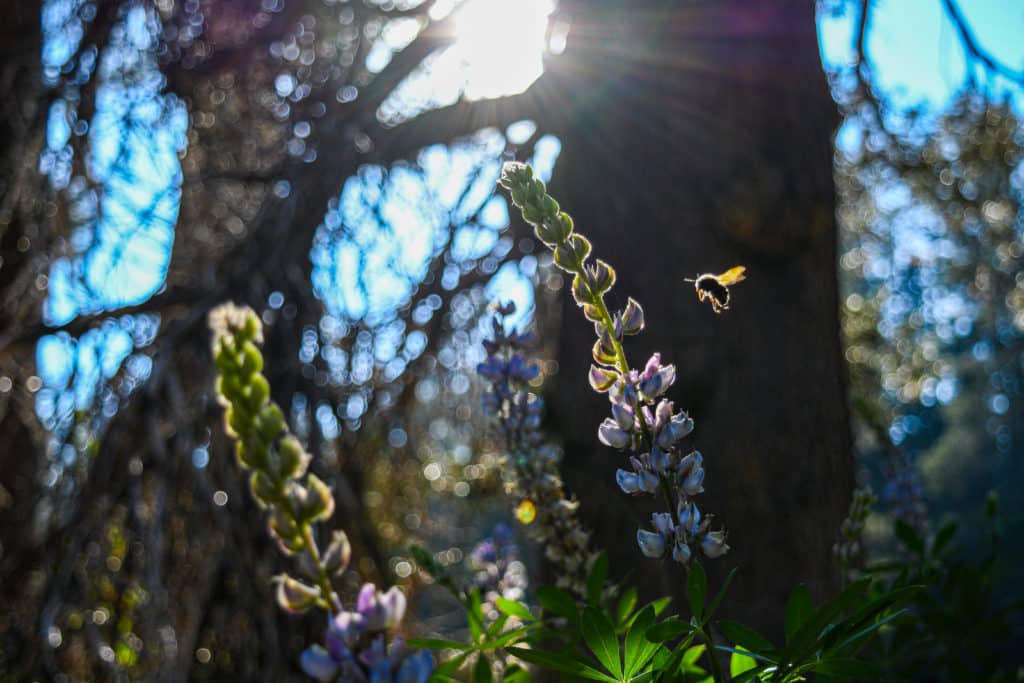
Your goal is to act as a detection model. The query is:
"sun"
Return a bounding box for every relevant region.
[452,0,556,100]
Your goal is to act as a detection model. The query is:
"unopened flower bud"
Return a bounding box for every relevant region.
[621,298,645,335]
[584,260,615,293]
[589,365,618,393]
[555,235,592,272]
[276,574,320,614]
[322,530,352,576]
[278,435,311,480]
[672,541,692,564]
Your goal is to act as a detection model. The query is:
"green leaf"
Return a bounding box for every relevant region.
[473,655,493,683]
[616,586,639,628]
[931,520,957,556]
[467,589,485,642]
[624,605,658,678]
[777,579,870,670]
[480,624,535,651]
[538,585,580,623]
[682,644,705,666]
[432,651,471,677]
[648,597,673,617]
[406,638,472,651]
[894,519,925,556]
[705,567,737,623]
[645,618,693,643]
[729,646,758,678]
[582,606,622,679]
[507,647,619,683]
[687,562,707,622]
[784,585,812,644]
[587,553,609,607]
[485,614,510,639]
[504,663,531,683]
[717,620,775,655]
[496,597,535,622]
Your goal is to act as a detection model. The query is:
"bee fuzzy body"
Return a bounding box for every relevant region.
[686,266,746,314]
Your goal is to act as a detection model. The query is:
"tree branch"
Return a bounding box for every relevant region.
[940,0,1024,86]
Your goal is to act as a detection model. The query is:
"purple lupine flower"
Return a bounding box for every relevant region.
[701,530,730,559]
[637,529,667,558]
[300,585,430,682]
[611,401,635,430]
[598,418,630,448]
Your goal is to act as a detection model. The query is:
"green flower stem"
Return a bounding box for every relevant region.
[700,623,726,683]
[300,523,342,614]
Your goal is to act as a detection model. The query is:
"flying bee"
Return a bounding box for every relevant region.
[684,266,747,314]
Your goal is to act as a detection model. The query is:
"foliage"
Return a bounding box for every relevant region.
[865,493,1023,682]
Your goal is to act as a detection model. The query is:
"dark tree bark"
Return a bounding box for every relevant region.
[545,0,853,635]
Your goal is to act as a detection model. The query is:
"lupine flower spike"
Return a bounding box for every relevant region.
[498,163,730,566]
[477,302,597,596]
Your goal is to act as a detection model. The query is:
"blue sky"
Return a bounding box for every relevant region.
[819,0,1024,110]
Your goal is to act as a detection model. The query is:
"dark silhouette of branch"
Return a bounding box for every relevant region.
[940,0,1024,86]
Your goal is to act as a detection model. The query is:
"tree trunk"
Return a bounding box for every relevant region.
[546,0,852,635]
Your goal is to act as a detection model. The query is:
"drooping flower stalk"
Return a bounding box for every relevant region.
[498,163,730,566]
[210,303,346,614]
[834,486,877,587]
[210,304,432,682]
[478,302,596,597]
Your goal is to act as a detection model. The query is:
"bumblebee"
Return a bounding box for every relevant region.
[684,266,746,314]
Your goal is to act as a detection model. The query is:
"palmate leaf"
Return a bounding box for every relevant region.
[624,605,661,679]
[582,605,623,679]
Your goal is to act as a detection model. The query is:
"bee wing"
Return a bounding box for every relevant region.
[715,266,746,285]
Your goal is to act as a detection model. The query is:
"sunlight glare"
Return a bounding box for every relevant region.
[453,0,555,100]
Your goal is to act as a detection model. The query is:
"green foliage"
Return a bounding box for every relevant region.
[716,579,917,683]
[866,495,1024,682]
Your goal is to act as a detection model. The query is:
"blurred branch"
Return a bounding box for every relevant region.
[0,287,207,360]
[940,0,1024,87]
[366,71,559,164]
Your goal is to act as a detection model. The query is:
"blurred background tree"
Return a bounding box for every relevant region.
[0,0,1021,680]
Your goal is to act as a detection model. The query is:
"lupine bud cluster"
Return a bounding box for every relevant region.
[834,487,876,583]
[499,163,730,566]
[477,302,596,597]
[300,584,433,683]
[210,303,345,614]
[468,523,528,621]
